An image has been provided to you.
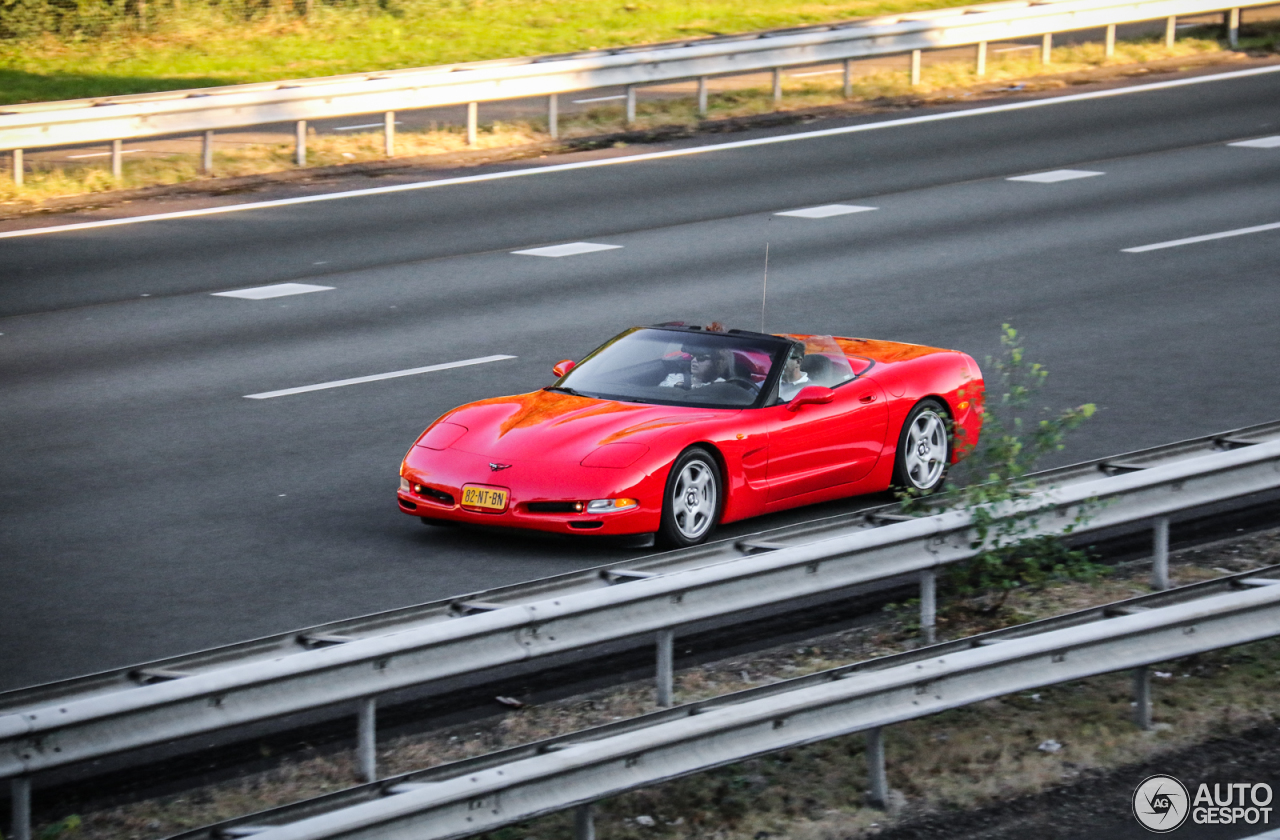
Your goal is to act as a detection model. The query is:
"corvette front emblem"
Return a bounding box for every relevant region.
[489,463,513,471]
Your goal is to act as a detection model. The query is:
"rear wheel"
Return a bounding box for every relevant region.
[657,448,722,548]
[892,399,951,494]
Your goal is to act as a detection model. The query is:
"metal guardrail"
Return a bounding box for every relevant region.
[170,570,1280,840]
[0,0,1270,180]
[3,423,1280,840]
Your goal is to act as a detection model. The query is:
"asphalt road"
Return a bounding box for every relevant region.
[2,66,1279,692]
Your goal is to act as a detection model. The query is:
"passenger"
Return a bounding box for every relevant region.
[777,345,811,402]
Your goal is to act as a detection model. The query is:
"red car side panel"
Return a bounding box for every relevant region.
[763,378,888,503]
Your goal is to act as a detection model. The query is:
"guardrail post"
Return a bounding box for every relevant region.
[548,95,559,138]
[1152,516,1170,591]
[1041,32,1053,64]
[1227,7,1240,47]
[772,68,782,106]
[357,697,377,782]
[919,569,937,644]
[466,103,478,146]
[1165,15,1177,47]
[574,803,595,840]
[697,77,708,115]
[909,50,921,86]
[1104,24,1116,57]
[1132,666,1152,730]
[295,120,307,166]
[656,628,675,707]
[865,727,888,808]
[384,111,395,157]
[201,130,214,174]
[11,149,22,187]
[111,139,123,179]
[975,41,987,77]
[842,59,853,98]
[625,85,637,125]
[11,776,31,840]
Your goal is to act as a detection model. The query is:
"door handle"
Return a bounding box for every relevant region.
[860,394,877,403]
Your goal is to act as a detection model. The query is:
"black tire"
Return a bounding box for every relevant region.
[891,398,951,495]
[656,447,722,549]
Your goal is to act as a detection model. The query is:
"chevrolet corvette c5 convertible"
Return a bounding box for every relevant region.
[398,324,983,547]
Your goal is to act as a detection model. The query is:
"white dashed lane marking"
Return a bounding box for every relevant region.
[1229,136,1280,148]
[1122,221,1280,253]
[512,242,623,257]
[245,355,517,399]
[213,283,335,300]
[775,204,878,219]
[1007,169,1105,183]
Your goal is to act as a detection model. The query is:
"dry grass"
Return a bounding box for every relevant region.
[0,36,1230,211]
[44,526,1280,840]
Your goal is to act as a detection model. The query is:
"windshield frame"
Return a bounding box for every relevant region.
[550,326,795,410]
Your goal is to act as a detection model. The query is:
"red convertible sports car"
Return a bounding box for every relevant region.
[398,324,983,547]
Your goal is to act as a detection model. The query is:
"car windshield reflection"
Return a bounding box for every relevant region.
[554,328,784,409]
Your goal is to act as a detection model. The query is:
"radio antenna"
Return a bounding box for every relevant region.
[760,242,769,334]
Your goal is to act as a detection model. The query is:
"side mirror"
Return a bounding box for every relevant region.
[552,359,576,378]
[788,385,835,411]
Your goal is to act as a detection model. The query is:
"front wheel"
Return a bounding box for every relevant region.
[657,448,722,549]
[892,399,951,494]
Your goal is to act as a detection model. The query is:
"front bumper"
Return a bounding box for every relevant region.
[398,445,664,535]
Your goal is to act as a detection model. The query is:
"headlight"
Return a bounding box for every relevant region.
[400,477,411,493]
[587,498,638,513]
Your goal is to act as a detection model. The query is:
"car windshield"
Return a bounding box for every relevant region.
[554,328,785,409]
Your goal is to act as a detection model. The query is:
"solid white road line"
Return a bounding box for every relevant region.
[512,242,623,257]
[775,204,877,218]
[212,282,335,299]
[66,149,145,159]
[245,354,517,399]
[792,68,845,77]
[336,121,403,130]
[1229,135,1280,148]
[1122,221,1280,253]
[573,94,628,103]
[3,65,1279,241]
[1007,169,1104,183]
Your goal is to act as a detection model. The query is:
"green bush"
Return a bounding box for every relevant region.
[903,324,1104,613]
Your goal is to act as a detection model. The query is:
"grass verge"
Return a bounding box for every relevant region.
[37,526,1280,840]
[0,36,1258,212]
[0,0,1135,104]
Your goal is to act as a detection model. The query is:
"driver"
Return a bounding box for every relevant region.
[661,347,732,389]
[777,344,811,402]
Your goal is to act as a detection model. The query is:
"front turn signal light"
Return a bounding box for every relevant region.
[587,498,638,513]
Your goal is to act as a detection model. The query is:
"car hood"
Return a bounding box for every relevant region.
[430,390,729,463]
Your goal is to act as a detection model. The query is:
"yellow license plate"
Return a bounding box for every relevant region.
[461,485,509,511]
